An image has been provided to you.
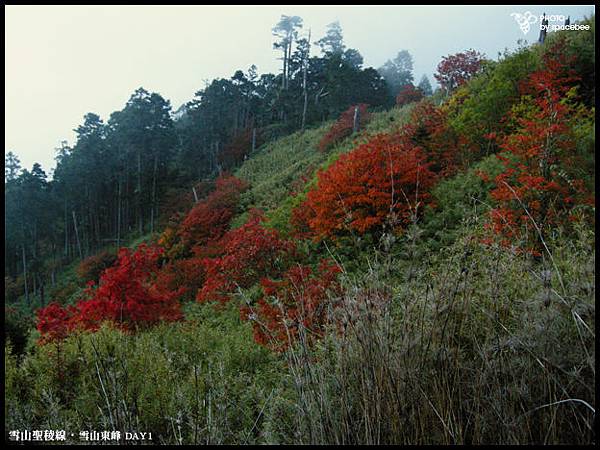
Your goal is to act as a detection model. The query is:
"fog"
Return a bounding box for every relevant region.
[5,5,595,174]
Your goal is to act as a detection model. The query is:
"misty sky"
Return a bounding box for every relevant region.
[5,5,595,175]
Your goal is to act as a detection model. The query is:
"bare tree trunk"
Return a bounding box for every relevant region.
[150,155,158,234]
[22,244,29,304]
[64,199,69,257]
[95,205,101,249]
[137,151,143,235]
[353,105,360,133]
[252,128,257,153]
[192,186,199,203]
[125,160,130,234]
[72,210,83,259]
[39,277,45,307]
[117,178,122,248]
[301,29,311,131]
[282,42,288,90]
[215,140,222,174]
[32,221,37,259]
[286,34,294,90]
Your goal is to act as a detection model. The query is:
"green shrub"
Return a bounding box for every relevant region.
[5,306,33,355]
[421,154,504,251]
[5,303,286,444]
[446,44,541,154]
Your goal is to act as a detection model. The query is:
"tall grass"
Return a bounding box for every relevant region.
[261,222,595,444]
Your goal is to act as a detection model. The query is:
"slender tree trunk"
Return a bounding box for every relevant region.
[215,140,222,174]
[39,277,45,307]
[95,210,101,250]
[282,42,288,90]
[72,210,83,259]
[32,222,37,259]
[125,160,130,234]
[137,151,143,235]
[151,155,158,234]
[301,29,311,131]
[353,105,360,133]
[252,128,257,153]
[117,178,122,248]
[286,30,296,90]
[22,244,29,304]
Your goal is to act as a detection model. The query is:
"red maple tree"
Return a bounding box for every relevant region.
[36,244,185,343]
[177,174,249,250]
[296,133,437,240]
[197,210,296,304]
[36,302,78,344]
[434,49,485,92]
[218,128,263,170]
[404,100,472,176]
[76,250,117,284]
[396,84,424,107]
[241,259,342,351]
[485,44,593,255]
[76,244,185,331]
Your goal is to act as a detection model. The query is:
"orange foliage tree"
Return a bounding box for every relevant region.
[295,133,437,241]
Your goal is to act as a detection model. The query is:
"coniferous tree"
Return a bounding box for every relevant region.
[418,74,433,96]
[378,50,415,98]
[5,151,21,181]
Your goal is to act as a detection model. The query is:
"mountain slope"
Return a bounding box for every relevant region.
[5,18,596,445]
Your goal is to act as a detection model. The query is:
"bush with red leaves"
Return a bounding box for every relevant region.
[36,302,78,344]
[76,250,117,284]
[395,84,424,107]
[178,174,249,250]
[318,104,370,152]
[484,45,593,255]
[241,259,342,352]
[197,210,296,305]
[295,133,437,241]
[76,244,185,331]
[218,128,263,170]
[154,257,205,302]
[434,49,485,92]
[404,100,472,176]
[36,244,185,343]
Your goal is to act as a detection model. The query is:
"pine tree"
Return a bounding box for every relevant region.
[417,75,433,96]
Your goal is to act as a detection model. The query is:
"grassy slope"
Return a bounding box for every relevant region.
[232,104,416,231]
